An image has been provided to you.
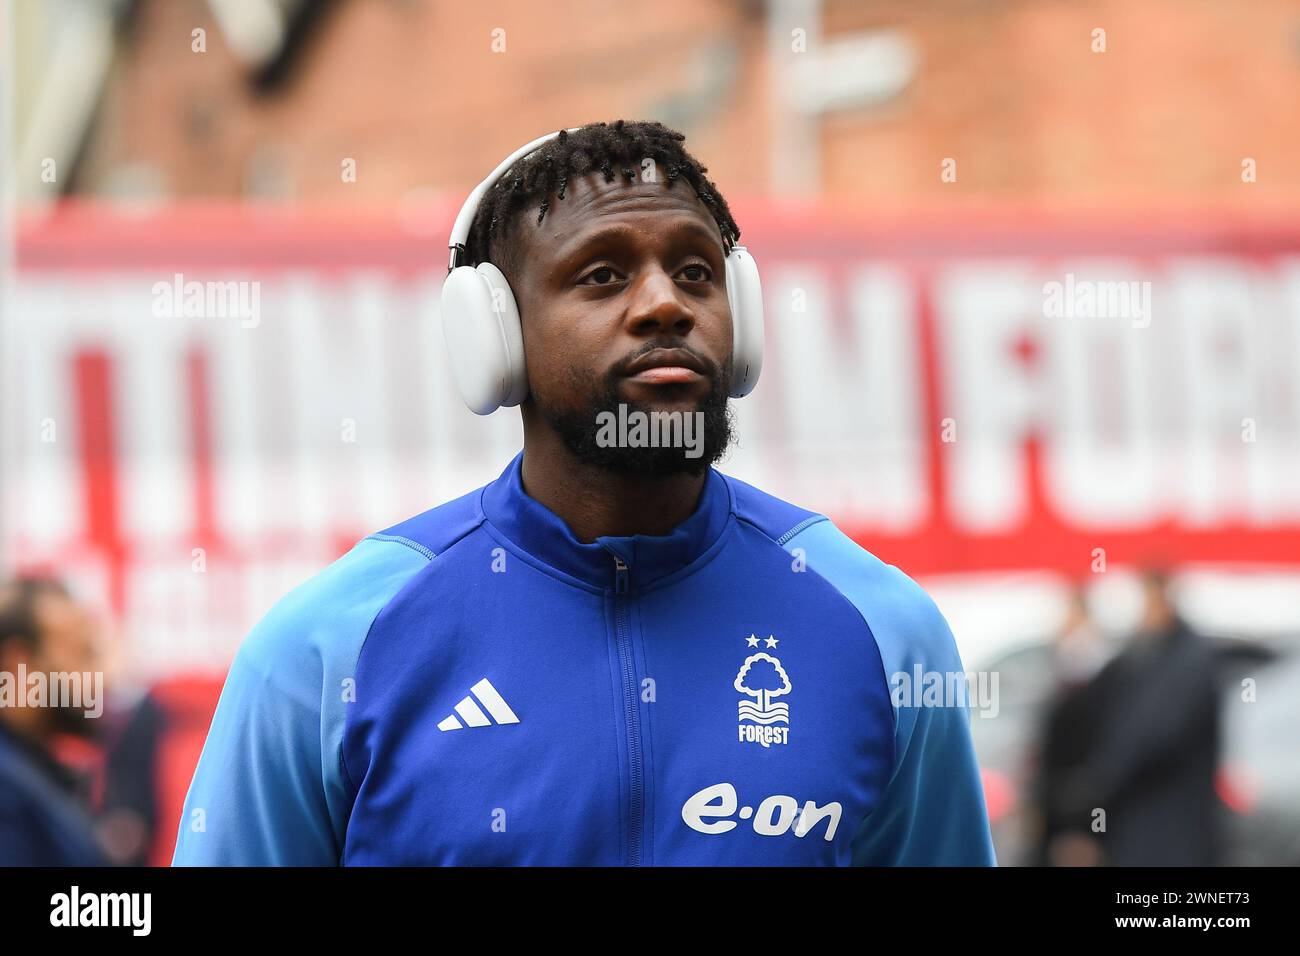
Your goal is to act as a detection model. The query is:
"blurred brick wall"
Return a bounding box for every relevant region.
[75,0,1300,212]
[78,0,769,200]
[824,0,1300,212]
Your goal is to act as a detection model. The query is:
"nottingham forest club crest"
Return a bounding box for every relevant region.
[735,634,791,748]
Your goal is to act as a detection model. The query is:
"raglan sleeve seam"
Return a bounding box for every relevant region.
[335,542,437,805]
[775,518,995,865]
[336,590,403,800]
[772,522,903,848]
[769,515,902,747]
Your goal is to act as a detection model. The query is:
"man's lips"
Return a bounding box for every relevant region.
[621,347,710,384]
[626,365,703,384]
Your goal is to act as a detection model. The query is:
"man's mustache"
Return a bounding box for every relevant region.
[611,341,719,380]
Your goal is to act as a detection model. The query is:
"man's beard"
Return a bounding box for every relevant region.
[49,701,98,738]
[539,363,735,476]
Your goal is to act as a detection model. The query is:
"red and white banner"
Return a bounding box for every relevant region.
[6,204,1300,673]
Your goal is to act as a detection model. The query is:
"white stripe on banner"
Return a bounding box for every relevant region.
[350,272,399,531]
[213,291,266,540]
[284,274,333,538]
[118,276,188,541]
[17,282,79,544]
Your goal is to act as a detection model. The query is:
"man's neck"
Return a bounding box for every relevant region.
[519,427,707,543]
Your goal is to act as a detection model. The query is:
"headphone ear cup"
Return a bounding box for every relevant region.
[440,262,528,414]
[475,262,529,408]
[724,246,764,398]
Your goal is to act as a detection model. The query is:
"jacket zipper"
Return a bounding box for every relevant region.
[611,553,644,866]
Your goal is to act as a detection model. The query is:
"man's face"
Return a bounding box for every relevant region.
[1139,576,1175,636]
[33,593,101,678]
[21,593,102,734]
[509,170,735,474]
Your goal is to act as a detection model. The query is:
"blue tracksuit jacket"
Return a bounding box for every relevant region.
[173,452,995,866]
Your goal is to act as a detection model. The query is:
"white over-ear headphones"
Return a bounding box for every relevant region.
[441,128,764,415]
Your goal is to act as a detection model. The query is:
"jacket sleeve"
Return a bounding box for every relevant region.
[171,536,429,865]
[171,635,340,865]
[849,623,995,866]
[784,518,997,866]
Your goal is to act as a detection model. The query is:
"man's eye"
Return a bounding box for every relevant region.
[581,266,620,285]
[680,264,712,282]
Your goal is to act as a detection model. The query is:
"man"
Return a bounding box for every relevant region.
[1060,569,1223,866]
[0,576,109,866]
[174,120,994,866]
[1028,585,1114,866]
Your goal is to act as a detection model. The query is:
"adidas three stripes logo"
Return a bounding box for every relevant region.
[437,678,520,731]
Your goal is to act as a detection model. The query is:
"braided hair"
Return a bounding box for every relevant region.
[462,120,741,280]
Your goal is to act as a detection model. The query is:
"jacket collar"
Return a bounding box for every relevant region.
[480,451,733,590]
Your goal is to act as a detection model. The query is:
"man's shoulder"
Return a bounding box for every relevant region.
[0,733,105,865]
[720,470,916,596]
[236,486,487,675]
[720,470,827,544]
[370,483,486,561]
[234,538,426,678]
[0,733,43,809]
[746,498,959,674]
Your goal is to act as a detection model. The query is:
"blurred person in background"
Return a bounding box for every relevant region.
[1047,586,1113,687]
[1060,568,1224,866]
[96,690,169,866]
[0,576,110,866]
[1026,584,1114,866]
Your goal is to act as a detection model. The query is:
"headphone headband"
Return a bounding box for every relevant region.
[447,127,584,272]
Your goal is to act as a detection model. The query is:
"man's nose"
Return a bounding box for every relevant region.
[625,269,696,338]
